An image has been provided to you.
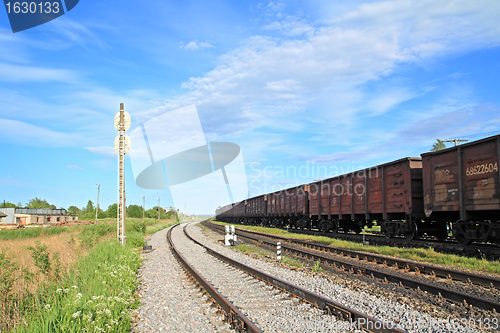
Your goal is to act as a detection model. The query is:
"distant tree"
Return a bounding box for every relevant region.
[127,204,143,218]
[86,200,94,213]
[145,208,156,219]
[67,206,80,215]
[146,206,164,219]
[0,201,17,208]
[165,209,178,221]
[97,208,107,219]
[107,203,117,218]
[17,202,23,208]
[430,139,447,152]
[26,197,56,209]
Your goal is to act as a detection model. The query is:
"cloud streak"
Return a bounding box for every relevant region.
[138,0,500,145]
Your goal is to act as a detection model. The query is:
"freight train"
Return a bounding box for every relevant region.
[216,134,500,245]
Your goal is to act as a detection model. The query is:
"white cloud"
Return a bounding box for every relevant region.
[142,0,500,145]
[181,40,215,51]
[84,146,116,157]
[0,118,79,147]
[0,62,78,82]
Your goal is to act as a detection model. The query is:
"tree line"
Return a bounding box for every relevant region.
[0,198,176,220]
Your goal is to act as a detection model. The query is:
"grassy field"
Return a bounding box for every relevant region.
[213,221,500,275]
[0,217,178,332]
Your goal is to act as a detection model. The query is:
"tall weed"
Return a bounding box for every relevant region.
[17,241,141,333]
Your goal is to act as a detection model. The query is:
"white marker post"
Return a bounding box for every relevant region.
[277,241,281,261]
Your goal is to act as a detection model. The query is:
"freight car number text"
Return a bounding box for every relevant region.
[465,162,498,176]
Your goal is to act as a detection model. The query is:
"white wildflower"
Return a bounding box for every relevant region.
[56,288,63,293]
[44,304,51,309]
[72,285,78,289]
[64,288,70,293]
[72,311,81,318]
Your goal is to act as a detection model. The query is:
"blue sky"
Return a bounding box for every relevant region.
[1,0,500,214]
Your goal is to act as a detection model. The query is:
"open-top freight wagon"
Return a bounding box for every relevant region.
[216,134,500,245]
[308,157,437,240]
[422,135,500,245]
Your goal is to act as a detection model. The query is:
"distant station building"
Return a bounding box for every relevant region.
[0,208,78,229]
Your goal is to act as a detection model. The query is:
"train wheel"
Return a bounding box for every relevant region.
[331,220,339,234]
[453,220,471,245]
[296,219,307,230]
[382,221,393,238]
[495,221,500,246]
[319,219,329,232]
[404,222,418,240]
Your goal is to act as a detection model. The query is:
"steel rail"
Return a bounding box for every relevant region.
[186,222,407,333]
[206,221,500,289]
[205,221,500,312]
[167,223,263,333]
[286,227,500,260]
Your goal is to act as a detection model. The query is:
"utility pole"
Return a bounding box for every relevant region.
[157,197,160,221]
[443,138,468,146]
[114,103,131,245]
[95,183,100,224]
[141,195,145,224]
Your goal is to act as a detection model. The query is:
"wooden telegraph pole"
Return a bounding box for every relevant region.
[114,103,131,245]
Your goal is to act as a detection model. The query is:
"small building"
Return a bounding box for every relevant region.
[0,208,78,227]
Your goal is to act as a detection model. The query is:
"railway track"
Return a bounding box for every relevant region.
[169,221,408,332]
[284,227,500,260]
[204,221,500,313]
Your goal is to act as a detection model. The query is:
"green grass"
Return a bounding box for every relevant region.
[145,221,179,235]
[17,241,141,333]
[213,221,500,275]
[1,217,179,332]
[363,224,381,232]
[311,260,323,272]
[281,255,302,268]
[234,243,270,257]
[0,227,68,240]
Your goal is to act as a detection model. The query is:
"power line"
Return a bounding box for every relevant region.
[463,130,500,139]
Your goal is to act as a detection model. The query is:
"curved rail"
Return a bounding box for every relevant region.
[185,222,407,333]
[205,221,500,312]
[167,223,262,333]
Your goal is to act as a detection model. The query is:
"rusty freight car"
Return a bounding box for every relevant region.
[308,158,430,239]
[244,194,267,225]
[266,185,309,228]
[421,135,500,245]
[216,201,245,223]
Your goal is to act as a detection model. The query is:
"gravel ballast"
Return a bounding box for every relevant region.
[187,223,483,333]
[133,225,234,333]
